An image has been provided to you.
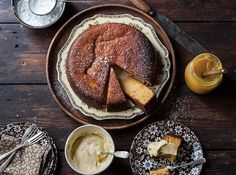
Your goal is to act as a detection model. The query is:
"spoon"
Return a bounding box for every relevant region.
[28,0,99,16]
[202,68,227,77]
[97,151,129,159]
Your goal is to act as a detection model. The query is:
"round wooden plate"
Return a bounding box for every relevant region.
[46,4,176,130]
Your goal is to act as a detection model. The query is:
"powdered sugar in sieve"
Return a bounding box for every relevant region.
[28,0,57,15]
[13,0,65,28]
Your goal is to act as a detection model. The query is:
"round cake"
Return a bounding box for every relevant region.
[66,23,157,109]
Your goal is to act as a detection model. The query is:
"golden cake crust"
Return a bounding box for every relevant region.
[67,23,156,108]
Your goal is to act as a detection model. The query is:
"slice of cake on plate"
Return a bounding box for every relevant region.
[147,134,182,162]
[160,134,182,162]
[120,76,157,114]
[150,168,170,175]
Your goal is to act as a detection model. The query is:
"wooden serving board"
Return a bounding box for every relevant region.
[46,4,176,130]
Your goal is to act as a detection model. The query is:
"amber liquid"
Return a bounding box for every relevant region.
[185,53,223,94]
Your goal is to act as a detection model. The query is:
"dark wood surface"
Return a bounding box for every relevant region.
[0,0,235,174]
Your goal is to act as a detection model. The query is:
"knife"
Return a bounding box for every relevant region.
[129,0,236,81]
[129,0,209,56]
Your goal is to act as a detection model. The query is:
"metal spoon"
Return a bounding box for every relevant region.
[28,0,99,16]
[155,158,206,171]
[97,151,129,159]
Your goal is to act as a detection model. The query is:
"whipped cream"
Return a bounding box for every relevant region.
[68,132,112,173]
[147,140,168,157]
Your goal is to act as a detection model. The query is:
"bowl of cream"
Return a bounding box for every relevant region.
[65,124,115,174]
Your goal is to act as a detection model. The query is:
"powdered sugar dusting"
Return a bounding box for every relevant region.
[28,0,56,15]
[158,85,196,121]
[160,85,218,121]
[87,56,110,83]
[168,91,194,120]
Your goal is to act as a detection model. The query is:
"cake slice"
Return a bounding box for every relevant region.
[150,168,170,175]
[120,76,157,114]
[106,68,127,112]
[85,57,110,107]
[160,134,183,162]
[147,134,183,162]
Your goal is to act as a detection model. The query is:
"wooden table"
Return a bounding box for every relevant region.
[0,0,236,174]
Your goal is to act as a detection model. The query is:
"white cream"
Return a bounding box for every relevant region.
[147,140,167,157]
[68,132,112,173]
[65,125,115,175]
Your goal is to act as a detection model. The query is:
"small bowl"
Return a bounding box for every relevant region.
[11,0,65,29]
[65,125,115,175]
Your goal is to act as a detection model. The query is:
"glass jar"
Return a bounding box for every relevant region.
[185,53,223,94]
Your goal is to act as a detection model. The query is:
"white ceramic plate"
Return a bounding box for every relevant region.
[57,14,171,120]
[129,121,204,175]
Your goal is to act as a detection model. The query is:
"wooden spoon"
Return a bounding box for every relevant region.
[202,69,227,77]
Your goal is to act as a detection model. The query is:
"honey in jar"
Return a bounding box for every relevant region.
[185,53,223,94]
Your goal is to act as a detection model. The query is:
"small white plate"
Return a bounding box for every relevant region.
[57,14,171,120]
